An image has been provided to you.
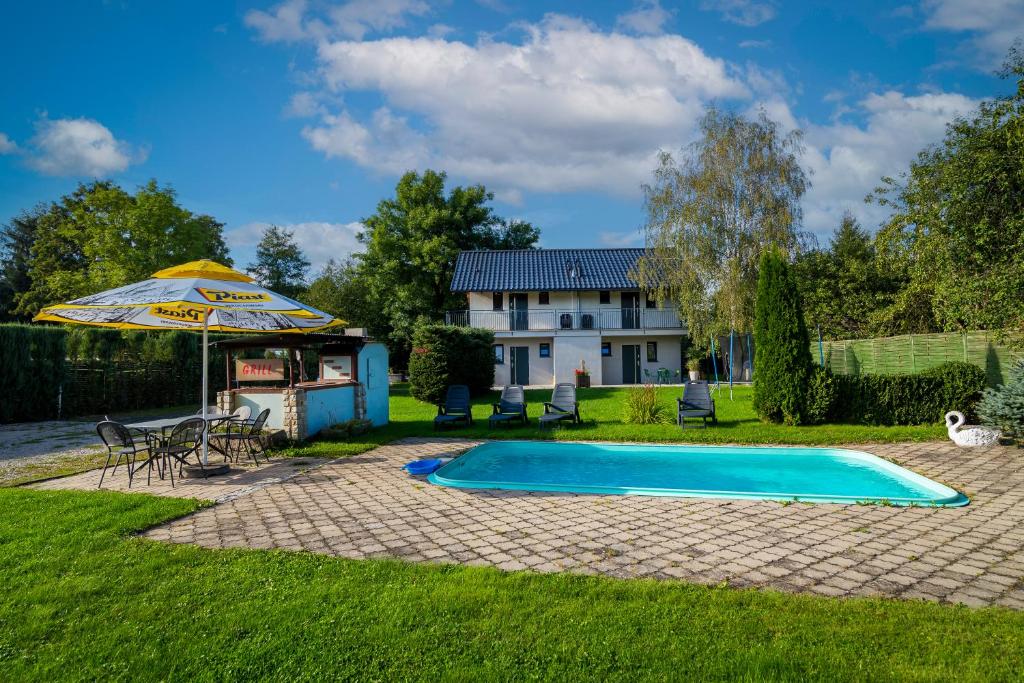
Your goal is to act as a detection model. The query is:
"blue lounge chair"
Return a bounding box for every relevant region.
[539,383,580,429]
[489,385,528,427]
[434,385,473,430]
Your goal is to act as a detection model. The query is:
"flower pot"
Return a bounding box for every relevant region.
[688,370,701,382]
[576,375,591,388]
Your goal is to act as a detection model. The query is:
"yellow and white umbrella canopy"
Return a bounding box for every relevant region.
[35,260,341,333]
[34,260,344,465]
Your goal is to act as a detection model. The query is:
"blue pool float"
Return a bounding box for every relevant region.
[403,458,444,475]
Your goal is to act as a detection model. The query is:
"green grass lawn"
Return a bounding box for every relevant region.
[283,383,945,458]
[1,487,1022,680]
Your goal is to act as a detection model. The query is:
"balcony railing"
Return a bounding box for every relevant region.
[445,308,684,332]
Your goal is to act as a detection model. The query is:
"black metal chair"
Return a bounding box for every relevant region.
[149,417,206,487]
[96,420,150,488]
[223,408,271,465]
[489,385,528,427]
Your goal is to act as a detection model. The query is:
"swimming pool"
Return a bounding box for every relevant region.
[427,441,967,506]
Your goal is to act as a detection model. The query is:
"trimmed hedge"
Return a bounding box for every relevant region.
[408,323,495,405]
[0,324,67,423]
[812,361,987,426]
[0,324,228,423]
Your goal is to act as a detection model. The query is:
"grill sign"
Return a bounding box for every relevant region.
[236,359,286,381]
[197,288,272,304]
[150,305,205,323]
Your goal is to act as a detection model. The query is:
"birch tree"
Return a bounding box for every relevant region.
[635,107,809,348]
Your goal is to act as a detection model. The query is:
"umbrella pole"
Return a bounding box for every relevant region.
[202,308,210,466]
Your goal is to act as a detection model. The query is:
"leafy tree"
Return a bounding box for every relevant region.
[300,257,373,324]
[870,47,1024,337]
[636,106,809,345]
[0,206,44,321]
[753,249,813,425]
[355,170,539,366]
[794,212,906,339]
[247,225,310,299]
[15,181,230,315]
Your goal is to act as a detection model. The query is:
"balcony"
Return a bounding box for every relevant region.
[444,308,684,332]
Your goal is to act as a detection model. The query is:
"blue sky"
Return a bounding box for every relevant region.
[0,0,1020,273]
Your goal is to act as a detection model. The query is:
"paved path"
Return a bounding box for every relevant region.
[138,437,1024,609]
[31,457,331,503]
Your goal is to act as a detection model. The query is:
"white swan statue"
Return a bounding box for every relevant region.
[945,411,1001,447]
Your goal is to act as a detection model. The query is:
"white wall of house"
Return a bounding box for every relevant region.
[492,337,554,386]
[553,334,602,385]
[600,335,683,385]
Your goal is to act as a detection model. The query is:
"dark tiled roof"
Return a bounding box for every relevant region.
[450,248,648,292]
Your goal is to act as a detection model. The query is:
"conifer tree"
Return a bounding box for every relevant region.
[753,249,812,424]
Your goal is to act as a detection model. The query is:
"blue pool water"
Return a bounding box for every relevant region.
[427,441,967,506]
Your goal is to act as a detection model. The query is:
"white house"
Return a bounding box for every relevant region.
[446,248,687,386]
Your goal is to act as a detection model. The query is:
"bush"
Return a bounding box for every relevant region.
[623,384,671,425]
[408,323,495,405]
[0,324,67,423]
[753,249,813,425]
[321,418,373,440]
[804,366,840,425]
[979,359,1024,440]
[832,361,987,426]
[921,361,987,422]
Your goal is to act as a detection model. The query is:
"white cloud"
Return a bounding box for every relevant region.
[300,15,747,195]
[615,0,673,36]
[245,0,310,42]
[701,0,777,27]
[246,0,431,43]
[227,220,365,273]
[795,90,978,235]
[284,91,324,118]
[25,116,144,177]
[0,133,16,154]
[739,39,772,49]
[327,0,430,40]
[921,0,1024,66]
[599,230,643,247]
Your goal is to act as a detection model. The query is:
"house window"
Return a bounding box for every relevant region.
[492,292,503,310]
[494,344,504,364]
[645,295,657,309]
[601,342,612,357]
[538,291,550,305]
[647,341,658,362]
[539,343,550,358]
[599,290,611,304]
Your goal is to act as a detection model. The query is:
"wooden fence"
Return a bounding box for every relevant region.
[810,332,1023,386]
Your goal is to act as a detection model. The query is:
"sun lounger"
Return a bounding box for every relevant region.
[539,383,581,429]
[489,385,528,427]
[434,385,473,429]
[677,381,716,428]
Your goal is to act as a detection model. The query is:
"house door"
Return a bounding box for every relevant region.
[621,292,640,329]
[622,344,641,384]
[510,346,530,385]
[510,293,529,331]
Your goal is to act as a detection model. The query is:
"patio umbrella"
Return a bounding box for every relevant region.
[34,259,344,464]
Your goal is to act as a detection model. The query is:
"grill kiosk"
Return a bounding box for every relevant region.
[213,331,389,441]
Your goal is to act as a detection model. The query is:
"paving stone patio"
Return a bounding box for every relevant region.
[31,457,330,503]
[134,437,1024,609]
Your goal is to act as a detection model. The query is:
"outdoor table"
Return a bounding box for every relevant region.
[124,412,235,455]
